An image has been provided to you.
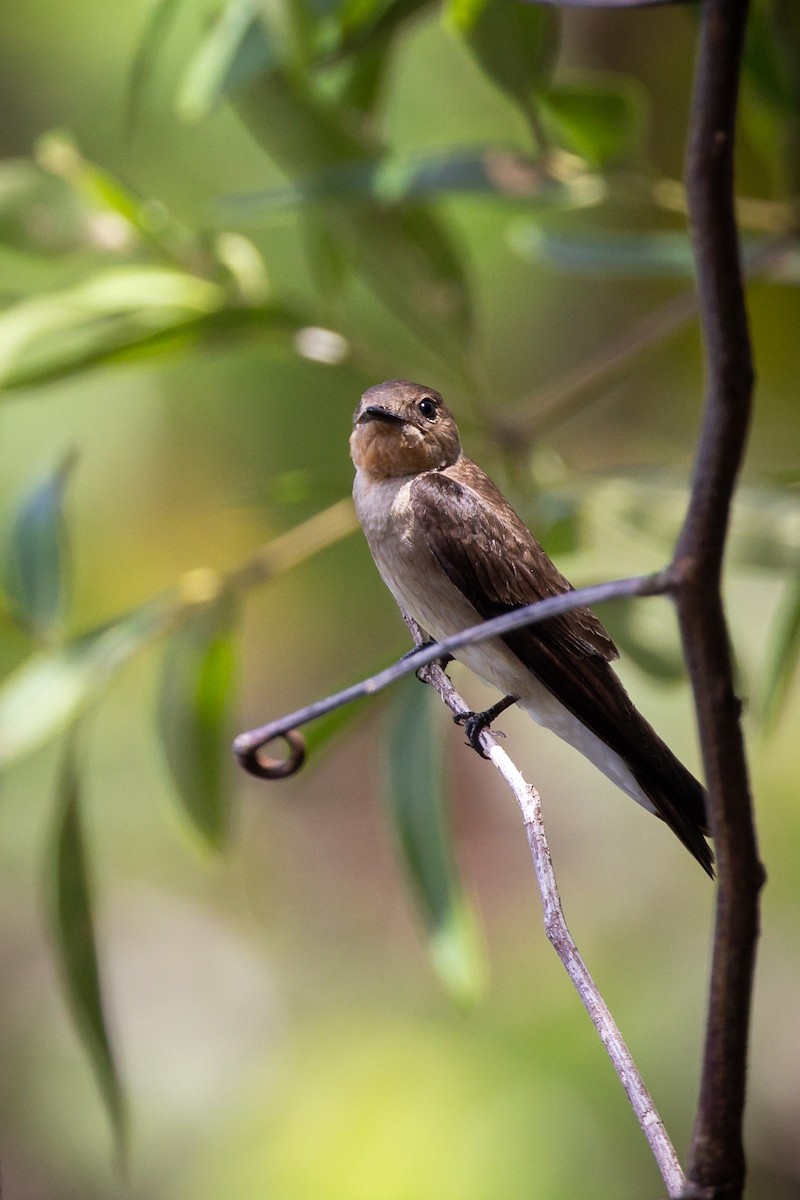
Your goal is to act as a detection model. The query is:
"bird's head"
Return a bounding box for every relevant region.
[350,380,461,480]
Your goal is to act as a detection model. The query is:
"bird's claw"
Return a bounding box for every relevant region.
[454,710,493,758]
[453,695,516,758]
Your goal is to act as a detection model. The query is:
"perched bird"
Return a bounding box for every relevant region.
[350,379,713,875]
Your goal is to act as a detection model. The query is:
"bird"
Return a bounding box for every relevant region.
[349,379,713,875]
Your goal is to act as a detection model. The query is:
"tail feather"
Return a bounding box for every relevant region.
[625,712,714,878]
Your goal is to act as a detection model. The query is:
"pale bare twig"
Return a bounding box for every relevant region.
[411,634,686,1198]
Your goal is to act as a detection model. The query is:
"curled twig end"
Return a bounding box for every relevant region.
[234,729,306,779]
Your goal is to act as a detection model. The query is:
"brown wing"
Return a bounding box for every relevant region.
[416,458,619,662]
[410,466,713,875]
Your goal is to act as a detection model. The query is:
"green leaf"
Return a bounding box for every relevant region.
[335,39,393,114]
[126,0,190,131]
[301,645,409,763]
[743,0,800,115]
[3,451,76,639]
[540,75,646,168]
[329,0,431,64]
[0,599,174,766]
[225,145,598,212]
[177,0,279,122]
[47,739,127,1162]
[447,0,558,126]
[509,228,697,276]
[337,0,388,37]
[0,268,305,391]
[238,70,473,355]
[385,677,486,1005]
[762,570,800,727]
[158,602,237,849]
[602,598,685,685]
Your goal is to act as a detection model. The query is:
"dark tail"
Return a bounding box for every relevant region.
[625,713,714,878]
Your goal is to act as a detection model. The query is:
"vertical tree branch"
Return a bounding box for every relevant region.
[675,1,765,1195]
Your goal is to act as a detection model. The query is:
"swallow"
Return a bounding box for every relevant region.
[350,379,712,875]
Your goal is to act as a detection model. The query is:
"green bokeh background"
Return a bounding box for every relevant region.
[0,2,798,1198]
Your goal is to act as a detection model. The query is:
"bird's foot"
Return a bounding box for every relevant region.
[454,695,517,759]
[401,640,453,678]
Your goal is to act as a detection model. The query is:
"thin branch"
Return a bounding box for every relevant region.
[412,647,686,1198]
[491,237,793,450]
[233,570,668,777]
[492,289,700,448]
[675,1,765,1196]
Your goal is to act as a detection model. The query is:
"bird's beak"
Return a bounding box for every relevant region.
[357,404,408,427]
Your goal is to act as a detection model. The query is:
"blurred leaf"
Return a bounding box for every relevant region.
[742,0,800,195]
[602,598,685,685]
[743,0,800,115]
[606,475,800,572]
[510,228,694,276]
[447,0,557,128]
[0,268,305,391]
[323,0,438,114]
[323,0,431,63]
[238,69,472,354]
[337,0,388,37]
[0,156,93,263]
[540,76,645,167]
[385,677,486,1005]
[3,451,76,640]
[127,0,190,131]
[47,738,127,1162]
[35,134,226,272]
[225,145,599,213]
[335,38,392,113]
[177,0,279,122]
[36,133,144,233]
[762,570,800,727]
[0,599,174,766]
[301,216,351,304]
[301,644,409,763]
[159,602,237,849]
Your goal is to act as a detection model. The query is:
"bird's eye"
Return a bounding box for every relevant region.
[418,397,437,420]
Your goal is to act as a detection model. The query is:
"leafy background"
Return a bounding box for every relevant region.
[0,0,799,1197]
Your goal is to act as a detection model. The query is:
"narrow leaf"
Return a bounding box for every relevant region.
[177,0,278,121]
[126,0,190,131]
[3,451,76,639]
[743,0,800,115]
[224,145,597,213]
[385,677,486,1004]
[510,228,698,276]
[48,739,127,1161]
[448,0,558,124]
[0,599,174,766]
[301,646,408,762]
[327,0,432,69]
[762,570,800,727]
[238,70,473,354]
[540,76,645,167]
[0,267,305,392]
[158,602,237,849]
[337,0,387,37]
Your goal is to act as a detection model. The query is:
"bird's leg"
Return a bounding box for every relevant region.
[454,694,517,758]
[401,640,454,675]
